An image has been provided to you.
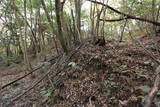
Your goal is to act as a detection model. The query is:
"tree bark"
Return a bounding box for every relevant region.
[74,0,81,41]
[40,0,59,54]
[55,0,68,53]
[90,2,96,36]
[23,0,32,71]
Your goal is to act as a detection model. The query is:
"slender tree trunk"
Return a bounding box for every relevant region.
[29,0,37,56]
[55,0,68,53]
[60,0,71,48]
[71,9,76,40]
[37,6,43,52]
[90,3,96,36]
[152,0,156,35]
[101,7,106,37]
[5,44,12,66]
[119,19,128,42]
[74,0,81,41]
[23,0,32,71]
[95,5,104,36]
[40,0,59,54]
[101,0,109,37]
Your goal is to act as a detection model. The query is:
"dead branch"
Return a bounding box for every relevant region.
[128,30,160,106]
[99,17,128,22]
[48,74,54,88]
[0,55,59,90]
[143,66,160,107]
[119,19,128,42]
[11,65,55,103]
[0,66,43,90]
[128,32,160,65]
[87,0,160,26]
[10,43,84,103]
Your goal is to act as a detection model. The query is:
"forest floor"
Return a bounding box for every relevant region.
[0,35,160,107]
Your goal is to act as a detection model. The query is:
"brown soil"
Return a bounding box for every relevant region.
[0,36,160,107]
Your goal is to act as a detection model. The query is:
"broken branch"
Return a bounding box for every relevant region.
[87,0,160,26]
[99,17,128,22]
[143,66,160,107]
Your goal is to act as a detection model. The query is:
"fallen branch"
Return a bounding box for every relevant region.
[127,30,160,106]
[87,0,160,26]
[10,43,84,103]
[143,66,160,107]
[0,66,43,90]
[0,55,59,90]
[128,32,160,65]
[11,64,55,103]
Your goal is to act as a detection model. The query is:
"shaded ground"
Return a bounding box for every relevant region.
[0,36,160,107]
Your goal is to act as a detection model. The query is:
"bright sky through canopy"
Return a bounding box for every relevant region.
[82,1,91,10]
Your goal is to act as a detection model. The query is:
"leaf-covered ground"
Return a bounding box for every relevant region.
[1,36,160,107]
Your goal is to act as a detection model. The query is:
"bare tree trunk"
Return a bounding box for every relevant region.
[29,0,37,56]
[71,9,76,40]
[95,5,104,36]
[55,0,68,53]
[152,0,157,35]
[37,6,43,52]
[23,0,32,71]
[40,0,59,54]
[101,2,107,37]
[60,0,71,48]
[155,3,160,35]
[119,19,128,42]
[74,0,81,41]
[5,44,12,66]
[90,2,96,36]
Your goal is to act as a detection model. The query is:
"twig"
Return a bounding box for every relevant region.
[143,66,160,107]
[47,74,54,88]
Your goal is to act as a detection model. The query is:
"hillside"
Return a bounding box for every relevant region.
[1,35,160,107]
